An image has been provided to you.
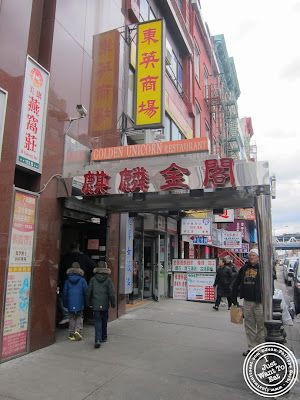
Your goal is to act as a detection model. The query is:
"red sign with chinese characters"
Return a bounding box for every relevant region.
[203,158,235,188]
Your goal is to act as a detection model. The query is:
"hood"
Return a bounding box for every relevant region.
[66,268,84,284]
[93,267,111,275]
[94,267,111,283]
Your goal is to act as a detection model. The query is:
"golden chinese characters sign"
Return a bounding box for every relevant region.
[90,29,120,138]
[135,19,165,129]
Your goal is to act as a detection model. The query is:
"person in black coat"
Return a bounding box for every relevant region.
[213,257,234,310]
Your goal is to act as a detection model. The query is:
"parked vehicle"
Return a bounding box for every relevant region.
[283,258,298,286]
[293,260,300,314]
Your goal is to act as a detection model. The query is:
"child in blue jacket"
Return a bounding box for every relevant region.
[63,262,88,341]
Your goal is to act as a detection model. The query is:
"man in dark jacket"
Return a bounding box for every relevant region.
[213,257,233,310]
[232,248,265,356]
[224,255,238,285]
[86,261,116,349]
[63,262,88,341]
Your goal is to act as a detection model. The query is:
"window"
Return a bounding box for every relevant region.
[205,120,210,138]
[194,40,200,83]
[140,0,156,21]
[212,135,217,154]
[204,65,209,98]
[127,68,135,120]
[195,101,201,138]
[166,48,183,94]
[165,113,185,141]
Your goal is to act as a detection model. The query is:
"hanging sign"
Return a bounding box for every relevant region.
[181,218,211,235]
[134,19,165,129]
[172,259,216,273]
[214,209,234,223]
[16,56,49,173]
[222,231,242,249]
[1,190,38,359]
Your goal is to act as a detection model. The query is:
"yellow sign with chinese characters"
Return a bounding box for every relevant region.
[135,19,164,128]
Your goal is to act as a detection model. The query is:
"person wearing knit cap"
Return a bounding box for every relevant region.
[232,248,265,356]
[63,262,88,341]
[86,261,116,349]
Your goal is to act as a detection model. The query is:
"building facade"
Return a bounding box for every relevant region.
[0,0,256,361]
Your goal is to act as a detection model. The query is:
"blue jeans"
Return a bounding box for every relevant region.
[93,310,108,343]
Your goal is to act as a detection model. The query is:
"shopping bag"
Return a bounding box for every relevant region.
[230,306,243,324]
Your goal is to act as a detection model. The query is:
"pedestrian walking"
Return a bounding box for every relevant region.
[63,262,88,341]
[231,248,265,356]
[224,255,238,284]
[213,257,234,310]
[86,261,116,349]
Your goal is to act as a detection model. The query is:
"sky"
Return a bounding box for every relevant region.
[200,0,300,236]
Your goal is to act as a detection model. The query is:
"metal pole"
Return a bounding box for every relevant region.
[255,190,285,343]
[254,192,273,320]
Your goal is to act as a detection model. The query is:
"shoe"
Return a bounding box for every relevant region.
[68,334,75,341]
[74,331,82,341]
[101,338,107,343]
[58,319,69,325]
[228,306,231,310]
[94,341,101,349]
[243,350,250,356]
[213,306,219,310]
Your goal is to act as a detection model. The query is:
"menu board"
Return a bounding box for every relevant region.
[1,191,38,359]
[187,273,215,302]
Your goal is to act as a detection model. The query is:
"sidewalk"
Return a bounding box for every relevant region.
[0,297,299,400]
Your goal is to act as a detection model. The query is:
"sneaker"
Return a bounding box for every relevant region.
[101,338,107,343]
[58,319,69,325]
[213,306,219,311]
[74,331,82,341]
[68,334,75,341]
[94,341,101,349]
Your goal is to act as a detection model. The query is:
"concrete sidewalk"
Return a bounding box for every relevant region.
[0,298,299,400]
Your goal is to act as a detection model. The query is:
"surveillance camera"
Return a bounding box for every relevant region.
[76,104,88,117]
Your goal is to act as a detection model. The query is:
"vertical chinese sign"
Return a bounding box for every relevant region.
[1,189,38,360]
[16,56,49,173]
[0,88,8,162]
[90,29,120,138]
[119,214,133,295]
[135,19,165,129]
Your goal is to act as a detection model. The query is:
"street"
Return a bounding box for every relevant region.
[0,268,299,400]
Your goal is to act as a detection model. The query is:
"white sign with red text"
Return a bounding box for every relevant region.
[214,209,234,223]
[173,273,187,300]
[181,218,211,235]
[16,56,49,173]
[222,231,242,249]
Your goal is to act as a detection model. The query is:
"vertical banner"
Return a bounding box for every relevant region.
[90,29,120,137]
[119,213,133,294]
[135,19,165,129]
[16,56,49,173]
[1,189,38,359]
[173,273,187,300]
[0,88,8,162]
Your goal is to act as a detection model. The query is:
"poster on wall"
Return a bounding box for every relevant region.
[1,189,38,359]
[16,56,49,174]
[173,273,187,300]
[187,273,215,302]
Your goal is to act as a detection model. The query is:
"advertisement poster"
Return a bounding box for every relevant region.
[181,218,211,235]
[173,273,187,300]
[172,259,216,273]
[187,273,215,302]
[1,191,37,359]
[222,231,242,249]
[16,56,49,173]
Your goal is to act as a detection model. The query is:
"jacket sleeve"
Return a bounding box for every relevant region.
[231,267,243,303]
[85,279,93,307]
[108,279,116,308]
[82,278,88,297]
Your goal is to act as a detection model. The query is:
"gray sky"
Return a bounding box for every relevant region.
[201,0,300,236]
